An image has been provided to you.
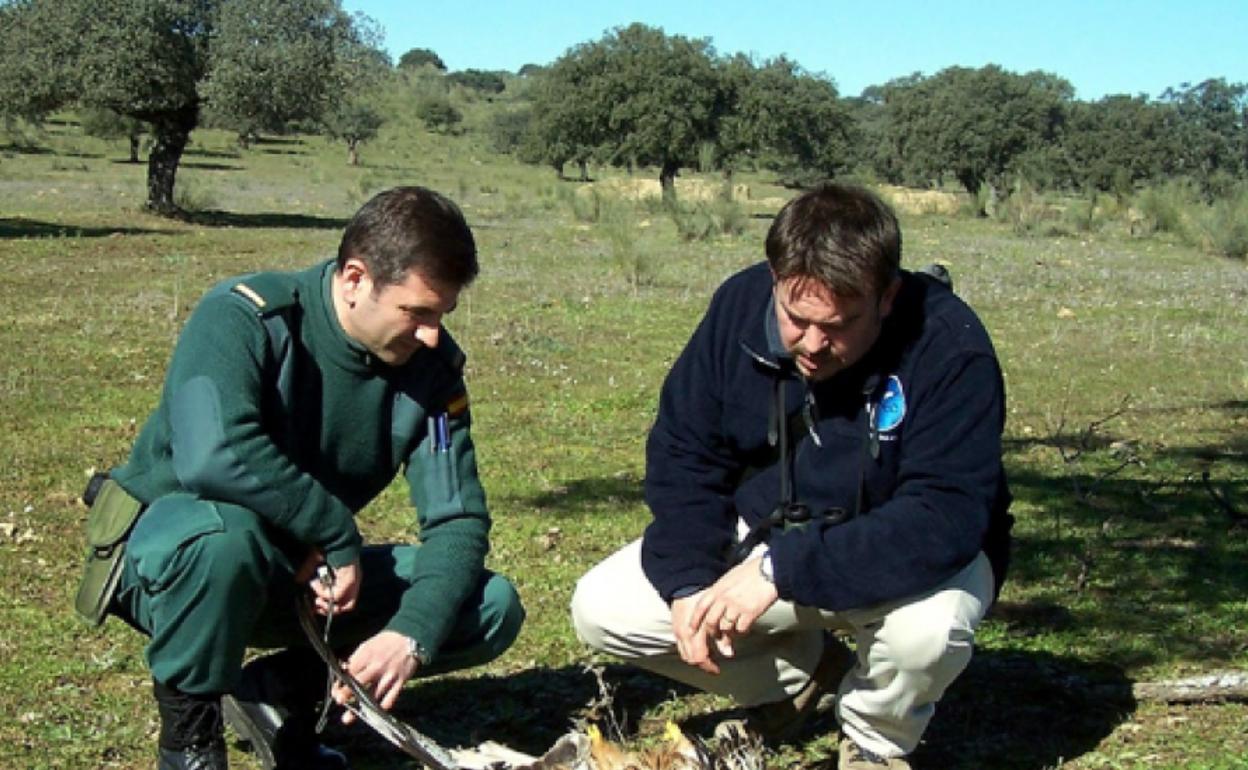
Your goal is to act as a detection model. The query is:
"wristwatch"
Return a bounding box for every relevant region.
[407,635,430,667]
[759,551,775,583]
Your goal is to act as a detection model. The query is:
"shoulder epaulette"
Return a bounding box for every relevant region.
[229,272,300,317]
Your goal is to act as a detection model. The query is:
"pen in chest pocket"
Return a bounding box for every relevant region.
[428,413,451,453]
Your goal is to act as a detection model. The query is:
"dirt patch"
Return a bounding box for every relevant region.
[578,177,751,203]
[579,180,961,216]
[878,185,964,216]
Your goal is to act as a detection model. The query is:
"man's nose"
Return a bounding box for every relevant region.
[803,326,829,352]
[415,323,440,349]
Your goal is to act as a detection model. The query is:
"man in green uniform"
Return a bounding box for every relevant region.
[95,187,524,769]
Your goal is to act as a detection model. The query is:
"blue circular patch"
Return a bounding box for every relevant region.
[876,376,906,433]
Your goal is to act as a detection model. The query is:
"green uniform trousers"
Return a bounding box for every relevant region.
[112,493,523,695]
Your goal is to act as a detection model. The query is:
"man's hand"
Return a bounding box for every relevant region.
[332,630,419,724]
[686,556,779,657]
[671,592,724,675]
[297,550,362,615]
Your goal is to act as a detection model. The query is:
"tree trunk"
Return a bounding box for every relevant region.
[145,106,197,216]
[347,138,360,166]
[956,169,981,199]
[577,160,588,182]
[659,160,680,201]
[128,133,141,164]
[956,170,987,216]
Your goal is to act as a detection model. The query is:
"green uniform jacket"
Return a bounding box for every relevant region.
[113,260,490,660]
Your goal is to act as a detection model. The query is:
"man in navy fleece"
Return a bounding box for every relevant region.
[572,183,1012,770]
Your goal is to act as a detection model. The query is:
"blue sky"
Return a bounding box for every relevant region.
[342,0,1246,101]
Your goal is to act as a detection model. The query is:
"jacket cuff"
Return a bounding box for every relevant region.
[324,542,361,569]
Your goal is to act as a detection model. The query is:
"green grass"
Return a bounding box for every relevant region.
[2,118,1246,769]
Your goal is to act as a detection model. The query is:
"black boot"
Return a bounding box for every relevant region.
[154,679,228,770]
[221,649,349,770]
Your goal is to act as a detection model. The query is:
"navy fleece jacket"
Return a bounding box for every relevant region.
[641,262,1012,611]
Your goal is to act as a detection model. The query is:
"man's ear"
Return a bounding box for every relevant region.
[878,276,903,319]
[339,257,372,299]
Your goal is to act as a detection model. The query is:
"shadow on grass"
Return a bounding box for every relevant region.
[525,475,646,514]
[253,136,306,146]
[1,211,347,235]
[0,217,168,238]
[185,148,242,160]
[1002,398,1248,668]
[1,143,54,155]
[911,648,1133,770]
[1004,397,1247,459]
[319,651,1131,770]
[181,161,244,172]
[186,210,348,230]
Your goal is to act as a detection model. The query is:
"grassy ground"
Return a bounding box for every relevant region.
[1,118,1246,769]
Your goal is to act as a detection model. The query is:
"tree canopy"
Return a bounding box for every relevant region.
[0,0,379,214]
[1062,95,1181,194]
[4,6,1244,209]
[447,69,508,94]
[717,55,853,182]
[321,101,383,166]
[1161,78,1248,194]
[875,65,1073,200]
[531,23,723,193]
[398,47,446,72]
[79,107,148,163]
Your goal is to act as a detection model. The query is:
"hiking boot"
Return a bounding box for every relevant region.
[735,633,855,744]
[838,737,912,770]
[157,742,229,770]
[153,679,228,770]
[221,649,349,770]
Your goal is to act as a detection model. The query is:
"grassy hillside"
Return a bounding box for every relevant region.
[1,118,1245,769]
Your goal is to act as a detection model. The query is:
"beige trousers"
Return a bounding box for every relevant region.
[570,537,994,758]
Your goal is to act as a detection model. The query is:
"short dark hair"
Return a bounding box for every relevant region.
[337,186,479,289]
[765,182,901,298]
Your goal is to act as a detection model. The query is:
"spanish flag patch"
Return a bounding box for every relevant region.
[446,392,470,417]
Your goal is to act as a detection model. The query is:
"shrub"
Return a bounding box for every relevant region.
[1061,193,1110,234]
[966,184,996,218]
[1190,186,1248,260]
[710,196,747,236]
[998,178,1062,236]
[665,199,714,242]
[415,96,462,134]
[662,194,748,242]
[173,180,218,212]
[569,187,602,223]
[0,117,44,152]
[599,202,656,291]
[447,69,507,94]
[488,107,533,155]
[697,142,717,174]
[1133,181,1198,236]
